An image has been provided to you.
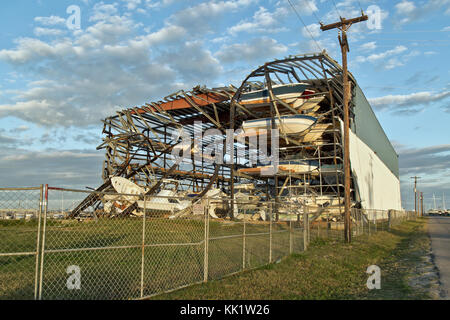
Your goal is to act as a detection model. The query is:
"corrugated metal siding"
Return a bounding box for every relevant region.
[352,84,399,178]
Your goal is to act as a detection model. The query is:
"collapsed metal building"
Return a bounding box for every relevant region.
[71,52,402,218]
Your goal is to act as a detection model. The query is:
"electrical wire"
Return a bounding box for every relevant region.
[330,0,343,18]
[304,0,322,24]
[286,0,323,51]
[356,0,364,13]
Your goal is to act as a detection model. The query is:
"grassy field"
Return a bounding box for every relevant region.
[152,218,430,300]
[0,216,420,300]
[1,217,312,299]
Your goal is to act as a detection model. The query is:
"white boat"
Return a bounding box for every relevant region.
[279,160,319,173]
[111,176,144,196]
[106,177,190,215]
[106,177,230,218]
[242,115,316,135]
[240,83,315,109]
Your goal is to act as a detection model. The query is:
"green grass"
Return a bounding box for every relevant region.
[1,217,426,300]
[152,218,429,300]
[1,218,298,299]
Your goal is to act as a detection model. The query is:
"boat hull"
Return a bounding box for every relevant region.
[242,115,316,135]
[240,83,314,108]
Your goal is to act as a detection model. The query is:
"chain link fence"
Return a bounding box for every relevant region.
[0,185,417,300]
[0,186,43,300]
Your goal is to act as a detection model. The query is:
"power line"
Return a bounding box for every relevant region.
[356,0,364,13]
[304,0,322,24]
[286,0,322,51]
[329,0,343,18]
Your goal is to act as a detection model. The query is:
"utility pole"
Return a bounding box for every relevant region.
[320,13,368,243]
[410,176,420,216]
[420,192,424,217]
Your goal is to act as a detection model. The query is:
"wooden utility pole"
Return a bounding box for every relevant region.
[410,176,420,216]
[320,13,368,243]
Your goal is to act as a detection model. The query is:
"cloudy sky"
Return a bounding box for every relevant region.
[0,0,449,210]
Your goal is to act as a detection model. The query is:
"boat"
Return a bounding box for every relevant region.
[428,193,441,215]
[278,160,319,173]
[297,96,325,113]
[240,83,315,108]
[242,115,317,135]
[104,177,191,215]
[237,160,318,176]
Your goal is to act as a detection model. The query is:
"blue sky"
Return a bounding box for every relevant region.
[0,0,449,210]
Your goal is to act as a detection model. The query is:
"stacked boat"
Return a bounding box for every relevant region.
[239,82,315,109]
[237,82,323,177]
[238,160,319,176]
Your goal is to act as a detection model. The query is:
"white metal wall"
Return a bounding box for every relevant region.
[342,121,402,210]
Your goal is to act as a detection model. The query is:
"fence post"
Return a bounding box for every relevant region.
[33,184,44,300]
[38,184,48,300]
[289,220,293,255]
[303,206,308,251]
[203,199,209,282]
[373,211,378,233]
[388,210,391,231]
[363,210,366,235]
[351,209,355,237]
[307,208,310,245]
[242,209,246,270]
[359,210,362,236]
[356,209,359,236]
[269,202,273,263]
[317,218,320,239]
[140,195,146,298]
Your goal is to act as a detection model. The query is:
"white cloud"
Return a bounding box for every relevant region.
[216,37,288,63]
[294,0,318,15]
[34,15,66,26]
[395,0,450,25]
[368,90,450,111]
[359,41,377,52]
[90,2,119,22]
[395,0,416,15]
[168,0,257,34]
[228,6,289,35]
[356,46,408,66]
[33,27,65,37]
[144,0,175,9]
[301,23,321,39]
[321,1,388,38]
[0,8,223,127]
[121,0,142,10]
[384,58,404,70]
[0,148,104,188]
[159,41,223,81]
[226,0,318,36]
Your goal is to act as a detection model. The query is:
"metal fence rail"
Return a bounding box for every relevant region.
[0,185,417,300]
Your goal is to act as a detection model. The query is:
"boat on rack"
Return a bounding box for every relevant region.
[240,82,315,108]
[237,160,318,176]
[278,160,319,173]
[242,114,317,135]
